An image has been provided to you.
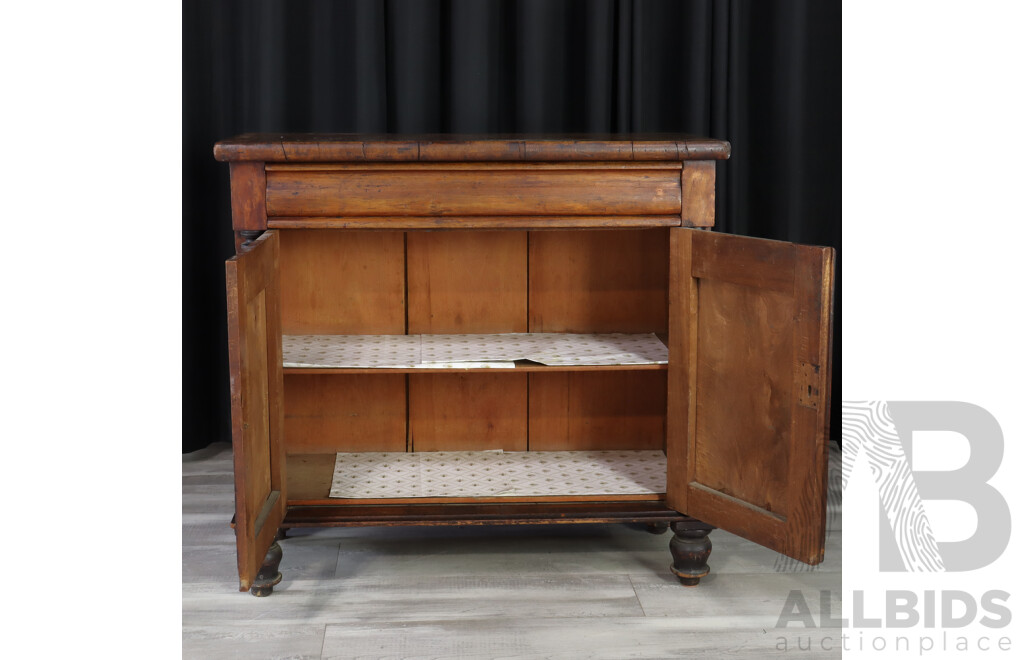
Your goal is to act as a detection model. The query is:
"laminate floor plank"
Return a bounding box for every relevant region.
[184,624,326,660]
[319,618,839,660]
[183,574,645,625]
[270,523,838,579]
[629,571,842,621]
[328,524,682,579]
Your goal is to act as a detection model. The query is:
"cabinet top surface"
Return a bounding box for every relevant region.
[213,133,731,163]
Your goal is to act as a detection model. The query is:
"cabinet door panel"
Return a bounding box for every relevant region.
[225,231,287,591]
[666,229,834,564]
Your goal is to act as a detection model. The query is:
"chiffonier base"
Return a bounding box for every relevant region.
[238,503,716,596]
[216,133,832,597]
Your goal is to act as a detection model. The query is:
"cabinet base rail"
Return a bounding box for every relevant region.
[280,501,691,526]
[235,503,716,596]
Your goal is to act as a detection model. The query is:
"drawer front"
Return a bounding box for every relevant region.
[265,164,682,217]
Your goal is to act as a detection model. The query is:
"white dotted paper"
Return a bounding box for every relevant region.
[283,333,668,369]
[329,450,667,498]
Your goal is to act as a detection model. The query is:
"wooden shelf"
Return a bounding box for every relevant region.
[287,451,667,506]
[284,363,666,374]
[282,332,668,373]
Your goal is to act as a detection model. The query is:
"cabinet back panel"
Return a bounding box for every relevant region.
[529,229,668,333]
[409,373,528,452]
[407,231,528,333]
[693,278,794,517]
[283,374,407,454]
[529,371,666,451]
[279,230,406,334]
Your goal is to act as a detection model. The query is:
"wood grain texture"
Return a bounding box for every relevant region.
[283,374,406,455]
[693,278,794,515]
[528,371,667,451]
[681,160,716,227]
[692,230,797,293]
[228,161,266,231]
[279,229,405,334]
[224,231,286,591]
[266,167,681,217]
[789,245,835,564]
[265,162,684,171]
[268,215,682,229]
[409,373,528,452]
[407,231,527,334]
[529,229,669,333]
[284,500,684,525]
[668,228,834,565]
[665,228,695,515]
[214,133,732,162]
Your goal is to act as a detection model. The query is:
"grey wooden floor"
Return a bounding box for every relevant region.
[183,444,842,659]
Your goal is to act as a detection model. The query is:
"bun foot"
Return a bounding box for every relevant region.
[250,541,283,597]
[669,520,713,586]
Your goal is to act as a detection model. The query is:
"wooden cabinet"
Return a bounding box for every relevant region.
[214,134,834,596]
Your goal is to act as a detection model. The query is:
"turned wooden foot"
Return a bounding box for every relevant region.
[645,522,670,534]
[239,229,264,247]
[250,541,283,597]
[669,520,713,586]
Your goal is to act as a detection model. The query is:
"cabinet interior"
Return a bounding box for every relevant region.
[278,227,671,504]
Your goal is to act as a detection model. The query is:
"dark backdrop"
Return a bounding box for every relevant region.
[183,0,841,453]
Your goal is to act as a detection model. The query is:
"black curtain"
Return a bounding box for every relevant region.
[183,0,841,452]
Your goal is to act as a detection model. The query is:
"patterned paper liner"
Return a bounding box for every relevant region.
[283,333,668,369]
[329,450,667,498]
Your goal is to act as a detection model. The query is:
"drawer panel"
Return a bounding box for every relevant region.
[265,164,681,217]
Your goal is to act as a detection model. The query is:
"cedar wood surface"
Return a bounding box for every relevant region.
[219,133,834,586]
[224,232,287,590]
[665,229,834,564]
[213,133,732,162]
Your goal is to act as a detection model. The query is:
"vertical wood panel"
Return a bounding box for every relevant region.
[243,290,272,525]
[665,228,693,512]
[409,374,528,452]
[407,231,528,333]
[265,235,286,503]
[225,231,286,591]
[693,279,794,515]
[680,160,716,227]
[229,161,267,231]
[529,229,668,333]
[279,230,406,334]
[669,229,833,564]
[529,372,666,451]
[786,245,834,562]
[283,374,407,454]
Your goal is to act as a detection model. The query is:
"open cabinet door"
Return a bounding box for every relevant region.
[665,228,835,564]
[225,231,286,591]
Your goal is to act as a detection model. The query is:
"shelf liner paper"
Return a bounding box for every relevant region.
[284,333,668,369]
[328,449,667,499]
